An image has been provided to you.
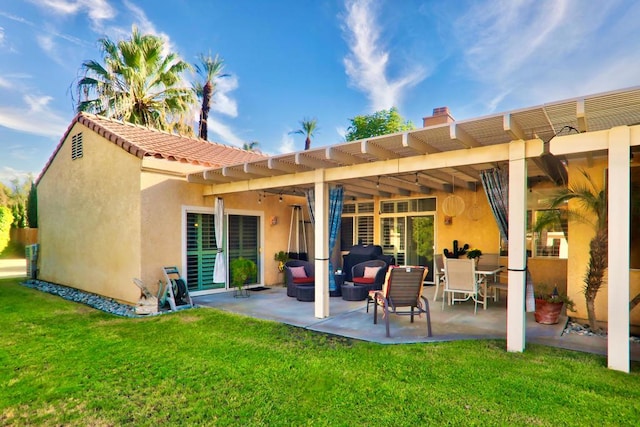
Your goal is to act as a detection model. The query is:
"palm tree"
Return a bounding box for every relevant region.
[242,141,260,152]
[290,118,318,150]
[75,26,194,133]
[534,169,607,331]
[194,53,228,140]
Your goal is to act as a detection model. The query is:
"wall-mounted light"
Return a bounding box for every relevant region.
[376,176,380,188]
[279,194,283,203]
[257,193,262,204]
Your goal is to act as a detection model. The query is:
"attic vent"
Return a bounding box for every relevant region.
[71,133,83,160]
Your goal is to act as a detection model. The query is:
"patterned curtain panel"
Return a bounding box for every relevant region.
[328,185,344,291]
[213,197,226,284]
[480,168,509,242]
[305,188,315,227]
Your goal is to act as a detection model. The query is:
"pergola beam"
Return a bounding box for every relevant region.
[326,147,367,165]
[361,140,400,160]
[504,113,526,141]
[268,158,304,173]
[450,123,480,148]
[402,133,439,154]
[295,153,334,169]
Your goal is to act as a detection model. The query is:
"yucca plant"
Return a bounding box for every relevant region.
[534,169,607,332]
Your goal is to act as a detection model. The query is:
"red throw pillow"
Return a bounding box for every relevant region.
[353,277,375,284]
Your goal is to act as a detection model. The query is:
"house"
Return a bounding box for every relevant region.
[37,87,640,372]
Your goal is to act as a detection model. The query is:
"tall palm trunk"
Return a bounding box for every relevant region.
[199,81,212,140]
[304,136,311,151]
[584,228,607,332]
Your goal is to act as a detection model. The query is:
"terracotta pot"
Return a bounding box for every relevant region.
[534,298,564,324]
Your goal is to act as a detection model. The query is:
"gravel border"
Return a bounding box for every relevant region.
[21,279,156,317]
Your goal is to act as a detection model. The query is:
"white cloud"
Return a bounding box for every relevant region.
[0,166,34,187]
[0,26,4,46]
[278,132,296,154]
[341,0,427,111]
[335,126,347,142]
[0,95,68,138]
[207,118,245,147]
[451,0,640,112]
[120,0,175,55]
[29,0,116,28]
[211,75,239,118]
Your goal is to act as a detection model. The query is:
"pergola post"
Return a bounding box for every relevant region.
[507,139,527,352]
[607,126,630,373]
[314,170,330,318]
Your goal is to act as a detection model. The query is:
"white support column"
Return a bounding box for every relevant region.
[314,170,330,318]
[507,140,527,352]
[607,126,630,373]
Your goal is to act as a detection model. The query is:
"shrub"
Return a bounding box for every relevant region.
[0,206,14,254]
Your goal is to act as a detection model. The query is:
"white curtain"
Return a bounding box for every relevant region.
[213,197,226,284]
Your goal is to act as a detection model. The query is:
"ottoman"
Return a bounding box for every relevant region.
[296,284,315,302]
[341,284,368,301]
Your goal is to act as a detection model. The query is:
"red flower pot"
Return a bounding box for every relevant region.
[534,298,564,324]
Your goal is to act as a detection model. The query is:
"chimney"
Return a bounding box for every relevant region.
[423,107,455,127]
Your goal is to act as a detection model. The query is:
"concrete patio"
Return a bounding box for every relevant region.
[193,284,640,361]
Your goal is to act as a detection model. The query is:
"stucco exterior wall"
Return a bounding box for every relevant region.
[140,170,210,293]
[38,122,142,304]
[565,158,640,326]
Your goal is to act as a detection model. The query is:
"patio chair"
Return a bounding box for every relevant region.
[442,258,487,314]
[433,254,446,302]
[351,259,388,292]
[371,266,432,338]
[284,260,315,297]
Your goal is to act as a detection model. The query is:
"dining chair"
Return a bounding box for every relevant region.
[442,258,487,314]
[433,254,446,302]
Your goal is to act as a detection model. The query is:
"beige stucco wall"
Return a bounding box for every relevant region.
[38,122,142,304]
[565,159,640,326]
[140,170,210,293]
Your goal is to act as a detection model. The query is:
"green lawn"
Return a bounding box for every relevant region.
[1,278,638,426]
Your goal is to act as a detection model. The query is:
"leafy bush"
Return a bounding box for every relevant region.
[0,206,14,253]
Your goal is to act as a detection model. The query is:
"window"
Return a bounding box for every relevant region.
[340,202,374,250]
[71,133,83,160]
[380,197,436,214]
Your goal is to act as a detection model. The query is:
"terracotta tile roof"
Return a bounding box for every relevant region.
[38,113,267,182]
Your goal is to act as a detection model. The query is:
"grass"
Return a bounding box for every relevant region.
[1,278,638,426]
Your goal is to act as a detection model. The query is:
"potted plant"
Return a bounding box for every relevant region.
[274,251,289,285]
[230,257,257,298]
[466,248,482,262]
[534,284,575,324]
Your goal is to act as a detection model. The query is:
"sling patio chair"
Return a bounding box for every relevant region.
[442,258,487,314]
[370,266,432,338]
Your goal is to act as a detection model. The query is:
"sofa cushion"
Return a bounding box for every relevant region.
[353,277,375,284]
[289,266,307,278]
[293,277,315,284]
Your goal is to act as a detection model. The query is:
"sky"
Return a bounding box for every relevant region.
[1,0,639,186]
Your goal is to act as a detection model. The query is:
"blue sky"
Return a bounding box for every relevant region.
[1,0,639,186]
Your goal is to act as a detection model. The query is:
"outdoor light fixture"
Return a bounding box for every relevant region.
[415,172,420,186]
[279,194,283,203]
[376,176,380,188]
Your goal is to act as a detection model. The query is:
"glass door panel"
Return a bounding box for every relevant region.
[228,214,260,287]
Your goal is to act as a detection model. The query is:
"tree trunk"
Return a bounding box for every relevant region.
[584,229,607,332]
[199,81,212,140]
[304,136,311,151]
